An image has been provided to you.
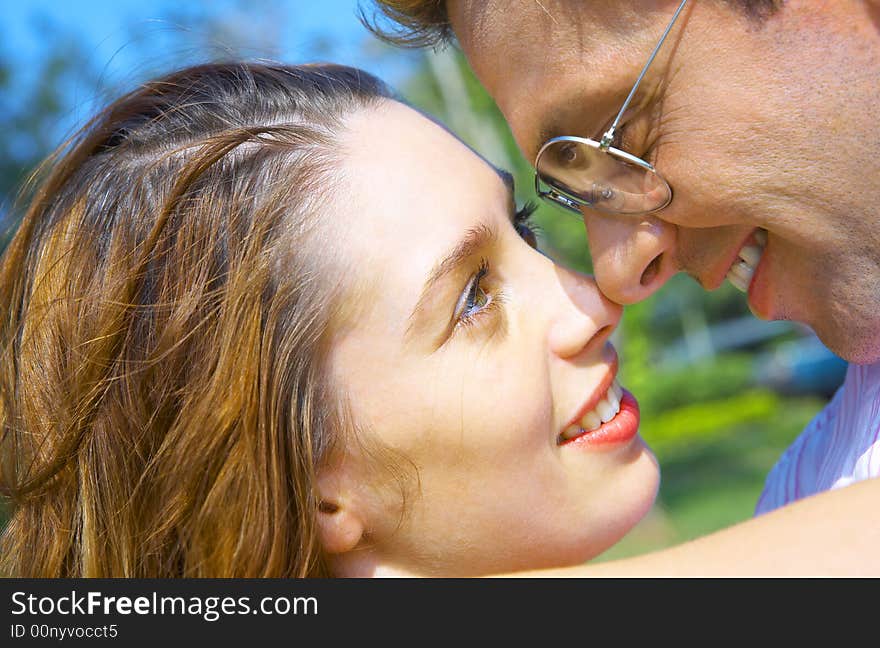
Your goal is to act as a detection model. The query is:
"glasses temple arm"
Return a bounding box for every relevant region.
[601,0,690,149]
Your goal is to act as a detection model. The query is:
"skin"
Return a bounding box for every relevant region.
[410,0,880,576]
[317,101,659,577]
[447,0,880,363]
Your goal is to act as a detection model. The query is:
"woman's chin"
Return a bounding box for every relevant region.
[577,449,661,563]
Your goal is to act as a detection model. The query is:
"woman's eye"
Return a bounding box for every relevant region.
[457,260,492,324]
[450,201,540,334]
[463,279,490,318]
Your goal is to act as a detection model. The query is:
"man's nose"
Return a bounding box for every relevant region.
[582,212,677,305]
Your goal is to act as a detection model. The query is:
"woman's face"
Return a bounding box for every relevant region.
[324,101,659,576]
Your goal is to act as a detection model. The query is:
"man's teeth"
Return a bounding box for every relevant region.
[727,259,755,292]
[561,379,623,441]
[754,228,768,246]
[738,244,762,268]
[727,229,767,293]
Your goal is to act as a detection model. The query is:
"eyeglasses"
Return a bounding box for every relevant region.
[534,0,689,216]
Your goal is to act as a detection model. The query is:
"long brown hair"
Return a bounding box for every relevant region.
[0,62,393,577]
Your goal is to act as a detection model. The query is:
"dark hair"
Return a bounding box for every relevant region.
[0,62,396,576]
[361,0,785,49]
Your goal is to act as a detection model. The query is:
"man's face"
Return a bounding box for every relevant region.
[448,0,880,363]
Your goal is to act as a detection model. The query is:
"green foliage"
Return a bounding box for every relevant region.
[642,389,779,449]
[628,354,757,417]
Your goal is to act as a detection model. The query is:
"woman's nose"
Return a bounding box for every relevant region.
[547,266,622,361]
[582,212,677,305]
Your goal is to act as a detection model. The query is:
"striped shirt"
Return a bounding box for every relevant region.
[755,360,880,515]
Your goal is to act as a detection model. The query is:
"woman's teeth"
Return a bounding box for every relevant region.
[561,379,623,441]
[726,228,767,293]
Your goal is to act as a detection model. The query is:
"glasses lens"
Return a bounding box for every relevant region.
[536,139,671,214]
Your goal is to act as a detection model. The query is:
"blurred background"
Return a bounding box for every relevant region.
[0,0,847,561]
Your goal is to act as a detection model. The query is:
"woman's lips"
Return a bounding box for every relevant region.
[558,390,640,448]
[561,351,619,433]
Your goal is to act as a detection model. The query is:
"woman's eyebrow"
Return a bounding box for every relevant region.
[404,168,516,344]
[406,222,498,339]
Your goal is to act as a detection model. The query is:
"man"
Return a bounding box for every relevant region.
[366,0,880,574]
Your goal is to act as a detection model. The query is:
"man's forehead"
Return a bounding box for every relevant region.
[448,0,651,49]
[448,2,643,87]
[446,1,671,158]
[447,0,543,45]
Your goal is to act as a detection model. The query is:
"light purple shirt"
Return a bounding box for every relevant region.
[755,360,880,515]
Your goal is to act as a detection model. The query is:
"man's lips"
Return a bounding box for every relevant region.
[702,228,763,290]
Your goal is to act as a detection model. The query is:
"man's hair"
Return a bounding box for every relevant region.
[362,0,784,49]
[361,0,452,48]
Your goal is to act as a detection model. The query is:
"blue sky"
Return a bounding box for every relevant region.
[4,0,416,82]
[2,1,422,159]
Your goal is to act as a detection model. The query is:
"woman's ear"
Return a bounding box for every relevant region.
[316,468,365,555]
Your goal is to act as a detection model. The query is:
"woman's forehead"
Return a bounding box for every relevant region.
[341,101,503,252]
[330,101,509,335]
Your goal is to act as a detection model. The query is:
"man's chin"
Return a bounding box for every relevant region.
[814,322,880,366]
[827,341,880,366]
[750,285,879,365]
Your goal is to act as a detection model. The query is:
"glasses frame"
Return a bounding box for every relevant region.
[534,136,670,215]
[534,0,690,216]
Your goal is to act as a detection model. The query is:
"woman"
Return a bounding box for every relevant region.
[0,62,658,577]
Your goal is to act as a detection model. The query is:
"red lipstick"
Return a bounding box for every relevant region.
[559,390,640,449]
